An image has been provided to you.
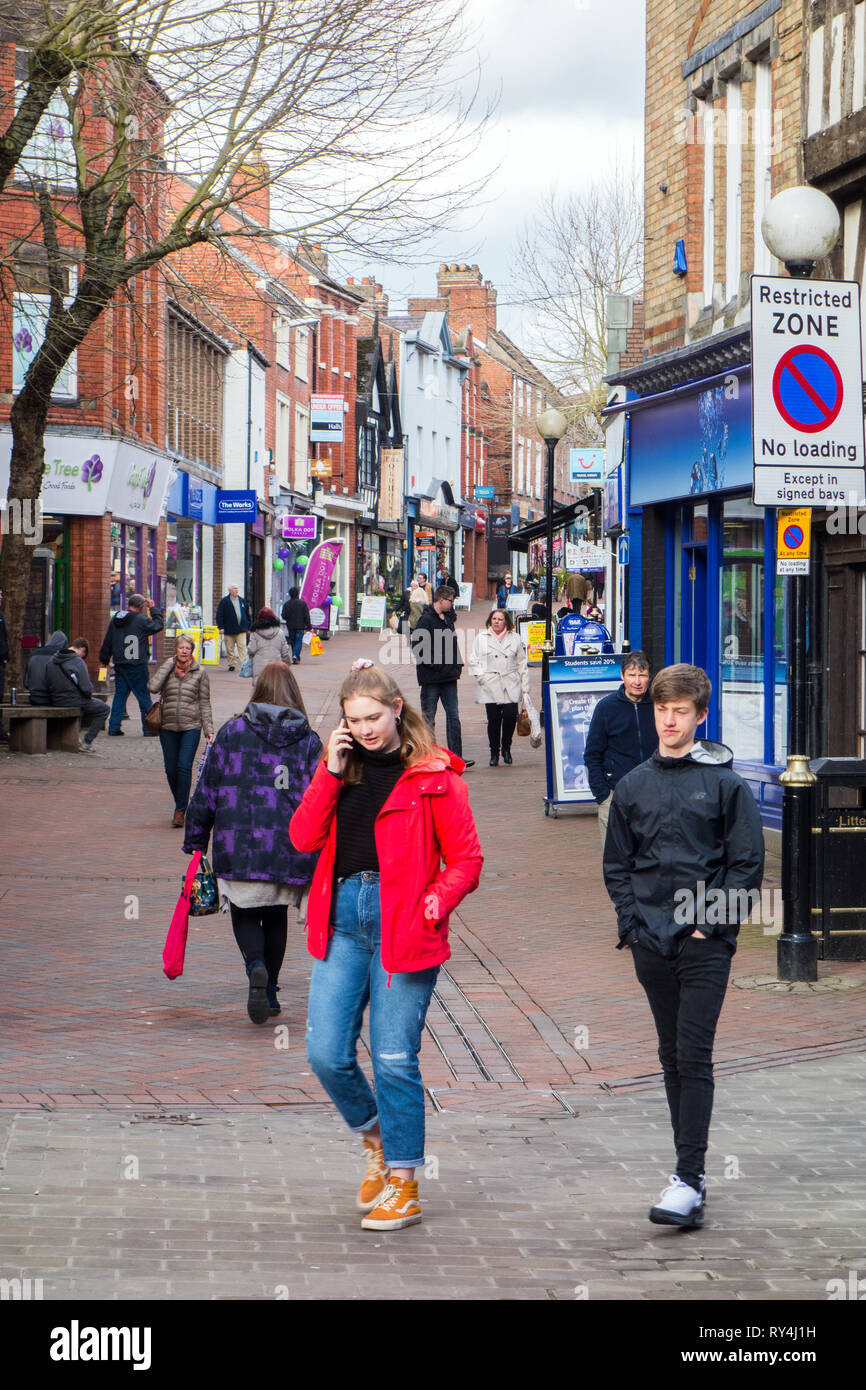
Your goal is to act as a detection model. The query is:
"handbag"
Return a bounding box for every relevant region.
[238,655,253,678]
[516,707,532,738]
[143,699,162,734]
[189,853,218,916]
[310,633,324,657]
[163,851,201,979]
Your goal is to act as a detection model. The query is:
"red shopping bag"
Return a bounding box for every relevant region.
[163,851,202,980]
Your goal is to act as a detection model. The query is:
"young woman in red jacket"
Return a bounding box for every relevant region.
[290,661,483,1232]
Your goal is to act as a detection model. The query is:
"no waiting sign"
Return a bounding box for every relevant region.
[751,274,866,508]
[776,507,811,575]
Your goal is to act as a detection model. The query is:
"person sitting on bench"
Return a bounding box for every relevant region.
[45,637,109,751]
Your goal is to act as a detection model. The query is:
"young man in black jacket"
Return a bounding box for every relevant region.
[280,587,312,664]
[410,586,474,767]
[584,651,657,845]
[46,638,110,750]
[99,594,163,735]
[603,663,764,1228]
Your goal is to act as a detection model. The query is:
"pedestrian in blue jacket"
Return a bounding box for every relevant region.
[584,651,657,844]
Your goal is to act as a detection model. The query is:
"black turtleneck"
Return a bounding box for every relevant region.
[335,744,404,878]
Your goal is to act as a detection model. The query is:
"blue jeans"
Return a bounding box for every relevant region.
[287,629,305,662]
[306,873,438,1169]
[419,681,463,757]
[109,664,152,733]
[158,728,201,812]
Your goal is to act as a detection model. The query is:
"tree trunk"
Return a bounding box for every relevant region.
[0,393,50,689]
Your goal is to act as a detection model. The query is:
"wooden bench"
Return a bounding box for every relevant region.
[0,705,82,754]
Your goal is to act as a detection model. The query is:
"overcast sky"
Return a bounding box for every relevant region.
[341,0,645,342]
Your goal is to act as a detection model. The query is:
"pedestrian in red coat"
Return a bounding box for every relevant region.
[290,661,483,1233]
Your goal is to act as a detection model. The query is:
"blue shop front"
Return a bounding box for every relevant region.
[610,337,789,829]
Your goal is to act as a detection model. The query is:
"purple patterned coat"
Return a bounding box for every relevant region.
[182,702,322,883]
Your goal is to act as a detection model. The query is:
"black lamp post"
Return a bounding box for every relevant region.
[760,186,842,982]
[536,408,569,685]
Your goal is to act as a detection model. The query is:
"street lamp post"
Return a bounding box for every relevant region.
[536,408,568,686]
[761,186,841,982]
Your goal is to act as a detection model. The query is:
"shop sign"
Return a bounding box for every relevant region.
[280,514,317,540]
[216,490,257,523]
[575,541,606,572]
[490,511,511,539]
[419,498,459,527]
[310,394,344,442]
[475,510,487,531]
[474,485,494,499]
[108,443,173,526]
[751,274,866,506]
[378,448,403,524]
[311,457,333,479]
[0,431,114,517]
[569,448,605,483]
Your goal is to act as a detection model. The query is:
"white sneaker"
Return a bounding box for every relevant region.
[649,1174,704,1227]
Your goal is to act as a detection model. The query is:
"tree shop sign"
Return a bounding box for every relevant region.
[751,274,866,506]
[0,433,170,523]
[310,394,345,442]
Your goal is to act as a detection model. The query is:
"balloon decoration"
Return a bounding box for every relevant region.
[331,595,342,609]
[273,557,284,571]
[292,561,304,575]
[277,546,291,560]
[296,554,309,568]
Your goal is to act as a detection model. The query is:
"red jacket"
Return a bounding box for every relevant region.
[289,749,483,974]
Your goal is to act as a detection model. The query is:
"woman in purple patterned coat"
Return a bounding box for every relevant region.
[183,662,322,1024]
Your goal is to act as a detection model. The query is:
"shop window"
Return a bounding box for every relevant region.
[165,519,201,628]
[14,63,74,187]
[720,500,764,761]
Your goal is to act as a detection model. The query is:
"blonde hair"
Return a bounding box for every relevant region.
[328,664,437,786]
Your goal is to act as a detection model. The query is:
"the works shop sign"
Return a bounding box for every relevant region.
[751,274,866,507]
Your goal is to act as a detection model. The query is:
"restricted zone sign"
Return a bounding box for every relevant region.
[776,507,811,575]
[751,274,866,507]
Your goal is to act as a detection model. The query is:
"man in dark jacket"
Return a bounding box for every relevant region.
[46,637,109,749]
[215,585,251,670]
[603,663,764,1230]
[0,586,8,742]
[280,587,312,664]
[584,651,657,845]
[99,594,163,735]
[410,586,474,767]
[24,630,68,704]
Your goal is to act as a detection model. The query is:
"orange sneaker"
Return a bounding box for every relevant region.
[357,1139,389,1212]
[360,1177,422,1231]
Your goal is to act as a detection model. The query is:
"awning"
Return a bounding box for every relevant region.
[507,500,589,553]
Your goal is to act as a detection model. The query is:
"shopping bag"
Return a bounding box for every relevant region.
[238,655,253,677]
[189,854,219,916]
[309,633,324,657]
[163,851,202,979]
[516,707,532,737]
[302,632,312,646]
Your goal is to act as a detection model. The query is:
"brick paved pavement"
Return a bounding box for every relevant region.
[1,608,863,1115]
[0,1053,864,1301]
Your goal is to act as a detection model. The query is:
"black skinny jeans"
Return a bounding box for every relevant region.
[485,701,518,756]
[631,936,732,1190]
[229,904,288,986]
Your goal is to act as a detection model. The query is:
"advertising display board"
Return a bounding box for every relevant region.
[454,582,473,610]
[543,654,625,814]
[359,595,387,630]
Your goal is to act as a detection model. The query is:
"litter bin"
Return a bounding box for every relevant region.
[811,757,866,961]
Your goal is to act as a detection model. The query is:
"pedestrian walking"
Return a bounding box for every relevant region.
[584,651,658,845]
[603,663,764,1228]
[183,661,321,1024]
[280,588,312,664]
[289,661,483,1231]
[410,585,474,768]
[247,607,292,678]
[468,609,532,767]
[496,572,521,606]
[99,594,164,735]
[215,585,251,670]
[148,634,214,827]
[564,571,592,613]
[44,637,109,750]
[406,573,431,631]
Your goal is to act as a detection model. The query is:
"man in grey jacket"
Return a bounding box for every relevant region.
[45,638,109,750]
[603,663,764,1230]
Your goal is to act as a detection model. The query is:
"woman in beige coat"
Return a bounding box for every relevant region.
[148,634,215,827]
[468,609,536,766]
[247,607,293,678]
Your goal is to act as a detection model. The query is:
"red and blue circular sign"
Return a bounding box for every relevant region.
[772,345,844,433]
[783,523,804,551]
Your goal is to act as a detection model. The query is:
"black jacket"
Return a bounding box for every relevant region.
[603,741,765,960]
[410,604,463,685]
[45,649,95,708]
[0,611,8,665]
[99,608,163,668]
[584,685,658,802]
[281,597,312,631]
[24,631,68,702]
[215,594,251,635]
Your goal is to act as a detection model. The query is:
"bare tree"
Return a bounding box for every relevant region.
[510,159,643,430]
[0,0,492,682]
